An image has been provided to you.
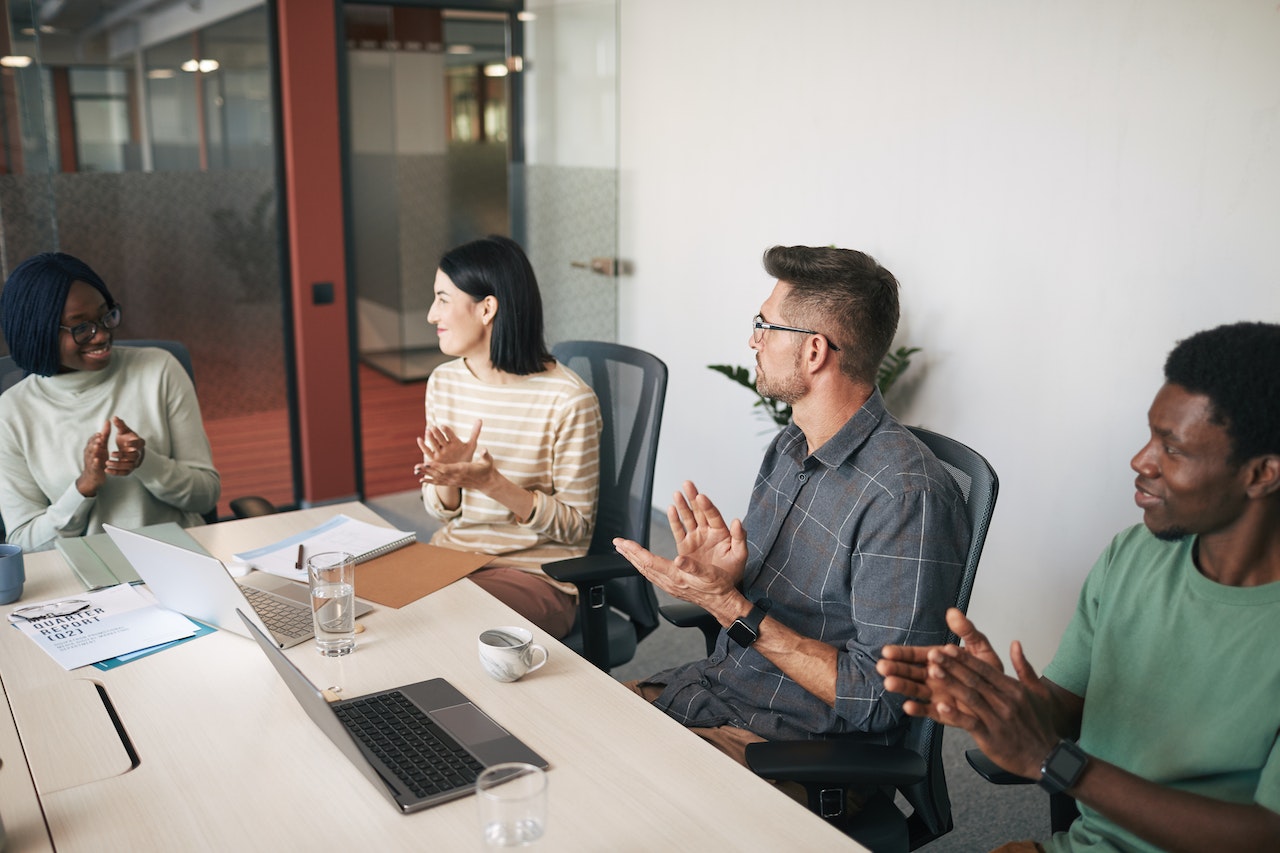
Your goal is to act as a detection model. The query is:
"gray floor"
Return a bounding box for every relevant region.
[366,490,1050,851]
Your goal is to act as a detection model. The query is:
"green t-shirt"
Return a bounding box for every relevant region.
[1042,524,1280,852]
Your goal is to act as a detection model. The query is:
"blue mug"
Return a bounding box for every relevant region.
[0,543,25,605]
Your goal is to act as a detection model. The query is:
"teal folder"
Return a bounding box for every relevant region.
[55,522,211,591]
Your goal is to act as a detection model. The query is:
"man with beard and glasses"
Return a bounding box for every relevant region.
[613,245,970,772]
[878,322,1280,853]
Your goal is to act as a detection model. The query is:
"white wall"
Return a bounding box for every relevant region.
[616,0,1280,663]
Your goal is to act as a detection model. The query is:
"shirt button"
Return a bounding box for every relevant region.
[797,472,808,483]
[699,678,712,689]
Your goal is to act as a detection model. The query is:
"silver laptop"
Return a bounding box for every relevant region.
[103,524,372,648]
[236,609,547,812]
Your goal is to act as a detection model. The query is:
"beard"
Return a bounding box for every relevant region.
[755,347,807,405]
[1149,523,1190,542]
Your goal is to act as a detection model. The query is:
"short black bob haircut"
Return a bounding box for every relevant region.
[438,235,551,376]
[1164,321,1280,464]
[1,252,116,377]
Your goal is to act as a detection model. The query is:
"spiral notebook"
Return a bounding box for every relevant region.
[232,514,417,582]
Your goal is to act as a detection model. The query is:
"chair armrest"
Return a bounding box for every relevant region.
[542,553,637,587]
[746,740,927,788]
[659,602,716,628]
[229,496,278,519]
[964,747,1035,785]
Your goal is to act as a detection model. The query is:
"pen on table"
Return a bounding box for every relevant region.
[296,544,304,572]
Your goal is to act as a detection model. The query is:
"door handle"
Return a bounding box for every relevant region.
[570,257,618,277]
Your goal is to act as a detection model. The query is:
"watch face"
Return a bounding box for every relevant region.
[728,619,757,647]
[1052,747,1087,779]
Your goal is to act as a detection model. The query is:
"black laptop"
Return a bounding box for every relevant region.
[236,609,547,812]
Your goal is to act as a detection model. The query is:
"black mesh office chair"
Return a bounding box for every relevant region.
[0,340,275,539]
[541,341,668,672]
[660,425,999,852]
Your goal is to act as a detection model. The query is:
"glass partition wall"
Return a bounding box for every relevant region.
[0,0,295,518]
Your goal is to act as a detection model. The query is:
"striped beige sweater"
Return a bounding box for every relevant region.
[422,358,601,594]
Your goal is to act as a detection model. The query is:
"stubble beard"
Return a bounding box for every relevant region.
[755,348,807,406]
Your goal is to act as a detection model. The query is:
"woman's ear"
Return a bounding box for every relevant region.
[480,295,498,325]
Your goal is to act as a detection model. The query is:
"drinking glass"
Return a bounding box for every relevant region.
[477,762,547,848]
[306,551,355,656]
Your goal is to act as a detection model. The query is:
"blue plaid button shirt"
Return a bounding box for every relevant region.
[647,390,970,742]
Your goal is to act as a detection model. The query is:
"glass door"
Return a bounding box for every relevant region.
[340,0,619,501]
[514,0,619,345]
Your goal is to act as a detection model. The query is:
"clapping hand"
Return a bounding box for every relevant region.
[415,419,494,489]
[878,608,1060,778]
[76,419,112,496]
[614,481,748,614]
[106,416,145,476]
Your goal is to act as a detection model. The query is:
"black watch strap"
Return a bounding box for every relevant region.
[1038,739,1088,794]
[727,600,770,648]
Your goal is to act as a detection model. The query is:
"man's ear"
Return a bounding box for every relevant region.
[804,335,836,372]
[1244,454,1280,499]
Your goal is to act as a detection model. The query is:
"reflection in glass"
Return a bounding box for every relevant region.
[0,1,293,517]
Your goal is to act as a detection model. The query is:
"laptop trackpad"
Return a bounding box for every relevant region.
[432,703,507,745]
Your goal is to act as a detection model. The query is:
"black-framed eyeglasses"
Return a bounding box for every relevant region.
[59,305,122,346]
[752,314,840,352]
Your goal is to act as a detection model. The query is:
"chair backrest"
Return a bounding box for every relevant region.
[0,355,23,394]
[119,339,197,386]
[898,425,1000,842]
[551,340,668,637]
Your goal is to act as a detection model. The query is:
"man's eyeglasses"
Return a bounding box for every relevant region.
[752,314,840,352]
[60,305,122,345]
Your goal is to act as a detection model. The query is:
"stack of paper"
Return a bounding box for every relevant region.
[9,584,202,670]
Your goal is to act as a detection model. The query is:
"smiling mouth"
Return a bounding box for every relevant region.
[1134,481,1161,509]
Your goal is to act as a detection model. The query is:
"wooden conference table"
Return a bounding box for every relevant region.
[0,503,862,851]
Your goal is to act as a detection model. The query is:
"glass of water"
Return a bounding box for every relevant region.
[477,762,546,848]
[306,551,356,656]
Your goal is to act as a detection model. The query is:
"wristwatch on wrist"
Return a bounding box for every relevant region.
[727,599,770,648]
[1038,739,1088,794]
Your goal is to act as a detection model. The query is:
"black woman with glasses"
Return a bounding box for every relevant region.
[0,252,219,551]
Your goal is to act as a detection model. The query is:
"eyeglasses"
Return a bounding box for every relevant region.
[10,599,91,621]
[751,314,840,352]
[60,305,122,345]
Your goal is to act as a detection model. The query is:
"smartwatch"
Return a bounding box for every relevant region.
[727,600,770,648]
[1038,739,1088,794]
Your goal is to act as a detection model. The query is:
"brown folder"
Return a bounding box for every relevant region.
[354,541,493,608]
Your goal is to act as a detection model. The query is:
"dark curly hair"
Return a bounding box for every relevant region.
[1164,321,1280,463]
[0,252,115,377]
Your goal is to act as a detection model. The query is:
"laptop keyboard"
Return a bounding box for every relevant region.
[335,691,484,799]
[239,585,314,641]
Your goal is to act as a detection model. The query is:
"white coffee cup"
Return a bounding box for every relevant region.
[478,626,549,683]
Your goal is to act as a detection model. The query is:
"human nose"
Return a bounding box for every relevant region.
[1131,437,1157,477]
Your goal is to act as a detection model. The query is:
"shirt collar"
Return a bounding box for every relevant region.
[788,387,889,470]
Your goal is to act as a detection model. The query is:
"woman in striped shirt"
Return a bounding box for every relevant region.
[414,236,601,638]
